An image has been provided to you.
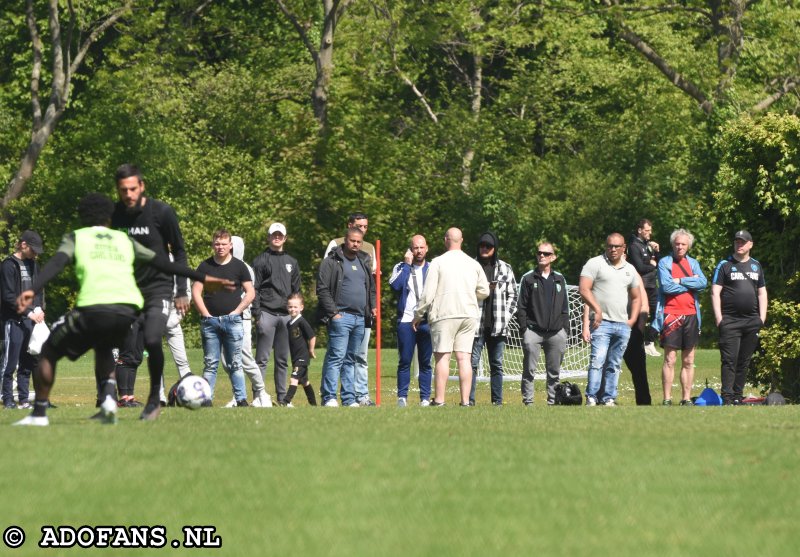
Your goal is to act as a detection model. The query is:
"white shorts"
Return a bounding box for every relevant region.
[431,318,478,353]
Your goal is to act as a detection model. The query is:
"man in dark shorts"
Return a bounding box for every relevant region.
[653,228,708,406]
[711,230,768,405]
[13,194,231,426]
[111,164,190,416]
[283,292,317,406]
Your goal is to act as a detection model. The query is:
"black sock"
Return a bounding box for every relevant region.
[33,399,49,418]
[147,347,165,405]
[102,379,117,402]
[285,386,297,404]
[304,384,317,406]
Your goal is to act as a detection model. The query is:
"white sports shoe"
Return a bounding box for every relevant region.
[100,395,118,425]
[348,402,360,407]
[284,402,295,408]
[604,399,617,407]
[224,398,238,408]
[258,392,273,408]
[420,399,431,407]
[644,343,661,357]
[323,399,339,407]
[13,415,49,427]
[397,397,407,408]
[586,397,597,407]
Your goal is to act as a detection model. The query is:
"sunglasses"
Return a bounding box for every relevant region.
[606,244,624,250]
[537,251,553,257]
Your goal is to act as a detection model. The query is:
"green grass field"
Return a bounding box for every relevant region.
[2,348,798,556]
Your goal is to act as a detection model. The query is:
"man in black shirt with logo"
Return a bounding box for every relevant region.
[711,230,768,405]
[111,164,190,419]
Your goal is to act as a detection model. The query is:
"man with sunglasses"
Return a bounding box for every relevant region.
[517,242,569,406]
[579,233,641,406]
[652,229,707,406]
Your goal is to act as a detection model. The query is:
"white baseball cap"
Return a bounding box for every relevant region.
[268,222,287,236]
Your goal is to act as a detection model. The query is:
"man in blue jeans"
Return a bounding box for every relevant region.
[388,234,432,407]
[579,233,641,406]
[192,229,255,406]
[317,228,376,407]
[469,232,517,406]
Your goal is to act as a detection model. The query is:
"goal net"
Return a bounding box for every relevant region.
[453,284,589,380]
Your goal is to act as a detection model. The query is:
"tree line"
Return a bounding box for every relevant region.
[1,1,798,395]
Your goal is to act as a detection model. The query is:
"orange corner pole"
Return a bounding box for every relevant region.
[375,239,382,407]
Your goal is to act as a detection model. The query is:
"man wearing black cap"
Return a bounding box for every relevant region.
[469,231,517,405]
[711,230,768,405]
[1,230,45,409]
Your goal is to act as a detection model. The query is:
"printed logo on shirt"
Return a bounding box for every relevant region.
[285,264,293,273]
[556,283,562,292]
[751,263,758,273]
[127,226,150,236]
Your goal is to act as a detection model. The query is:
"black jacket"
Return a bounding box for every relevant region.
[251,249,301,316]
[516,268,569,334]
[316,247,376,324]
[627,234,659,290]
[1,255,43,321]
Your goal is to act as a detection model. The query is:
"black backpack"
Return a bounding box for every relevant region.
[554,381,583,405]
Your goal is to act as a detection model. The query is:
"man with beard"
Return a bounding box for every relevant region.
[110,164,190,420]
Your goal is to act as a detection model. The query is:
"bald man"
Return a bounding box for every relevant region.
[413,228,490,406]
[389,235,432,407]
[579,233,641,406]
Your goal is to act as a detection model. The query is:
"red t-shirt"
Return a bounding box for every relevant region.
[664,259,697,315]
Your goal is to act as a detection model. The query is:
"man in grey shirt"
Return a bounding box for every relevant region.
[579,233,641,406]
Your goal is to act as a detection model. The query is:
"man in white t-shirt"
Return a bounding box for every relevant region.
[388,235,432,407]
[579,233,641,406]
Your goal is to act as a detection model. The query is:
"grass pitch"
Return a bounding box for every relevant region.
[2,348,798,556]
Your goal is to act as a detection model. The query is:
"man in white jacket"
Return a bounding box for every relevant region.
[413,228,490,406]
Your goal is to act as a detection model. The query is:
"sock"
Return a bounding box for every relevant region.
[147,348,165,405]
[33,399,49,418]
[102,379,117,401]
[285,386,297,404]
[304,384,317,406]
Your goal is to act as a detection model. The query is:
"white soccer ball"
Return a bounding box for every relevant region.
[176,375,212,410]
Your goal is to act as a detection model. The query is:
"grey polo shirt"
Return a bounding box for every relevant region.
[580,255,639,323]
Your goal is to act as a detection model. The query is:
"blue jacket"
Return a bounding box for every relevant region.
[652,254,708,332]
[388,261,430,320]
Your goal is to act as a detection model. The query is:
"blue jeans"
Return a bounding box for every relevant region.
[586,320,631,403]
[201,315,246,401]
[470,334,506,404]
[396,321,433,400]
[321,313,364,406]
[354,328,371,402]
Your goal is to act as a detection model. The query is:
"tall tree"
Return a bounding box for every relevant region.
[3,0,133,217]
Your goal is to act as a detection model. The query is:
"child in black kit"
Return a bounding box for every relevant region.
[284,293,317,406]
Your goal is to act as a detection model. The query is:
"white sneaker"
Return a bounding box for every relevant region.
[224,398,238,408]
[604,399,617,407]
[420,399,431,407]
[397,397,407,408]
[323,399,339,407]
[258,392,273,408]
[13,415,49,426]
[586,397,597,407]
[644,343,661,357]
[100,395,118,425]
[284,402,295,408]
[348,402,360,407]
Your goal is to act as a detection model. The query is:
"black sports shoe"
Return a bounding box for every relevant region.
[139,402,161,421]
[679,399,694,406]
[201,400,213,408]
[236,399,249,407]
[430,401,446,407]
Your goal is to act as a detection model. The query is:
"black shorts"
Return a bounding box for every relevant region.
[291,366,309,384]
[660,314,699,350]
[45,305,139,361]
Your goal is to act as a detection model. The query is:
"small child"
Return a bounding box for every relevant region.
[284,293,317,406]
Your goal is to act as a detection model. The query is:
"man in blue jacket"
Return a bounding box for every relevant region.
[388,235,432,407]
[653,229,708,406]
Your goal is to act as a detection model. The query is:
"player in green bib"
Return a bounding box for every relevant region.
[13,194,233,426]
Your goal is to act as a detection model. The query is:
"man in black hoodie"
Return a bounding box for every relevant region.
[252,222,301,405]
[470,231,517,405]
[1,230,44,409]
[627,219,661,356]
[517,242,569,405]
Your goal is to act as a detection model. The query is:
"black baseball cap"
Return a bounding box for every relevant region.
[734,230,752,242]
[20,230,43,254]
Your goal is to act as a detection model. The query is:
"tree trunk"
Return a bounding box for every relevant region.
[461,53,482,192]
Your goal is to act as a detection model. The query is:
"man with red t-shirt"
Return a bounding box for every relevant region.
[652,229,708,406]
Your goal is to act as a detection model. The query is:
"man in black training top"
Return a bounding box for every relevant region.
[711,230,768,405]
[111,164,190,418]
[13,194,231,426]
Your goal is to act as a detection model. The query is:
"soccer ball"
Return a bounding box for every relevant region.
[176,375,212,409]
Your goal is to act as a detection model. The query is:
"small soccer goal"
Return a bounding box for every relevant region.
[453,284,589,381]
